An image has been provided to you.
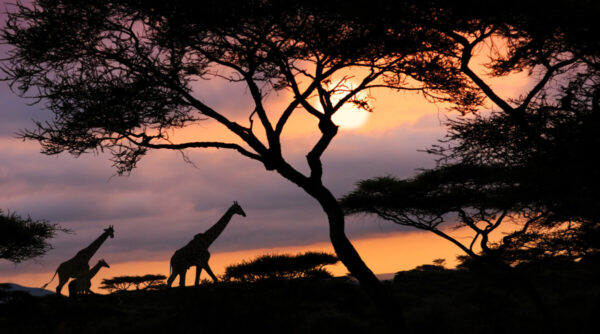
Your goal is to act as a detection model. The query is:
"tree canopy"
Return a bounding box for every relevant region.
[100,274,167,292]
[340,0,600,265]
[1,0,472,174]
[223,252,338,282]
[340,164,542,259]
[341,80,600,264]
[0,210,69,263]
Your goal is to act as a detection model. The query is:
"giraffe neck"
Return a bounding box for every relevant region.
[77,231,110,261]
[202,207,237,246]
[87,262,104,279]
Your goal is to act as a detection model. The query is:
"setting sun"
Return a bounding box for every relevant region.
[332,105,370,129]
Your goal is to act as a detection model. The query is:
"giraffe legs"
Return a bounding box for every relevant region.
[55,274,69,296]
[203,263,219,282]
[194,266,203,286]
[166,270,177,288]
[179,269,187,287]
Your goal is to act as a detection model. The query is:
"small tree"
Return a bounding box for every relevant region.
[223,252,338,282]
[100,274,167,293]
[340,164,555,324]
[432,258,446,267]
[0,209,69,263]
[433,85,600,262]
[340,164,543,258]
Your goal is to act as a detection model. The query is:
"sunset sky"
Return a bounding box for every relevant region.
[0,4,534,291]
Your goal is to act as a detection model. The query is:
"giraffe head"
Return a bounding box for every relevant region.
[104,225,115,238]
[98,259,110,268]
[231,201,246,217]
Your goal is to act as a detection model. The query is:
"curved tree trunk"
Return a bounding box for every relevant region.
[309,184,406,333]
[273,160,405,332]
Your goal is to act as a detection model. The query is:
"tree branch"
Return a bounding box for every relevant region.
[517,57,578,112]
[126,136,264,162]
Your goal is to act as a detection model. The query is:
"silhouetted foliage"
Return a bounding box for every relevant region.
[4,1,599,331]
[414,0,600,264]
[432,258,445,266]
[427,76,600,264]
[223,252,338,282]
[408,258,447,273]
[2,262,599,334]
[340,0,600,266]
[100,274,166,292]
[410,264,445,273]
[340,164,540,260]
[342,83,600,264]
[0,1,479,329]
[0,210,69,263]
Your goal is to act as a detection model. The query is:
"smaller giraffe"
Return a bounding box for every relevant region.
[167,201,246,288]
[68,259,110,297]
[42,226,115,295]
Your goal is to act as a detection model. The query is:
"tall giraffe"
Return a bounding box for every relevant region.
[167,202,246,287]
[68,259,110,296]
[42,225,115,295]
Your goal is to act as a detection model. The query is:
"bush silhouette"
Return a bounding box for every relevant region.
[0,209,69,263]
[223,252,338,282]
[100,274,166,292]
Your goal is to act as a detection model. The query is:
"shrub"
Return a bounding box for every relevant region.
[0,209,69,263]
[100,274,166,292]
[223,252,338,282]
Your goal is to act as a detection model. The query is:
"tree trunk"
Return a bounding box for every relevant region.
[274,162,405,332]
[311,184,406,333]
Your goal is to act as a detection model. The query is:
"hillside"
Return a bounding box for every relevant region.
[1,261,598,334]
[0,283,54,297]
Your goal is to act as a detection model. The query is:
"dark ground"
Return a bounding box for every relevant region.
[1,261,598,334]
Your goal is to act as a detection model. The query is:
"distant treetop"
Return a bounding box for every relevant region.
[223,252,339,282]
[0,210,69,263]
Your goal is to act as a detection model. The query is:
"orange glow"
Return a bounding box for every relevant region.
[2,218,527,295]
[2,230,470,294]
[163,70,533,147]
[0,37,539,295]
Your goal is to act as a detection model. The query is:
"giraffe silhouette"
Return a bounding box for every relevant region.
[42,226,115,295]
[68,259,110,296]
[167,202,246,287]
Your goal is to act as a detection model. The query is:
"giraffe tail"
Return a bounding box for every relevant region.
[41,270,58,289]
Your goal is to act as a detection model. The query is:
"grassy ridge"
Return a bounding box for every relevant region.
[1,261,598,333]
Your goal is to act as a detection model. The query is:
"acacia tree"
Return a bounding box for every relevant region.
[100,274,166,292]
[223,252,338,282]
[0,209,69,263]
[339,2,598,327]
[340,164,547,260]
[432,82,600,263]
[1,1,478,330]
[418,0,600,260]
[361,0,600,259]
